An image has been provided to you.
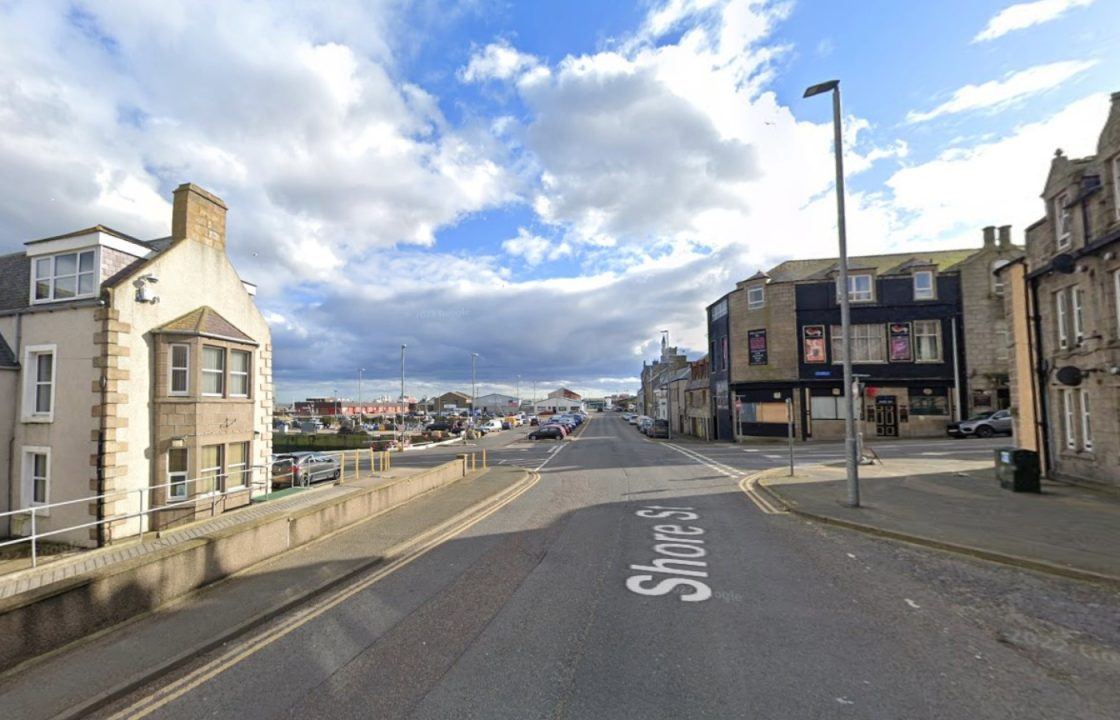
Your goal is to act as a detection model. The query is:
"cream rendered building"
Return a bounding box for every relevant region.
[0,183,273,546]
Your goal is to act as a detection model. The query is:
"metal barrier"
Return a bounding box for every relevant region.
[0,466,274,569]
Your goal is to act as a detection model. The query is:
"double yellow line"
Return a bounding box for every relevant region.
[108,471,541,720]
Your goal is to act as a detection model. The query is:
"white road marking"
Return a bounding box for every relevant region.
[905,598,921,609]
[626,507,712,603]
[662,443,786,515]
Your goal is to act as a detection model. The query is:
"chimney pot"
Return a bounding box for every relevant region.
[998,225,1012,248]
[982,226,996,248]
[172,183,227,253]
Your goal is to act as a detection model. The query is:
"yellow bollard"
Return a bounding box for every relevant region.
[352,451,358,482]
[387,450,392,472]
[482,449,487,469]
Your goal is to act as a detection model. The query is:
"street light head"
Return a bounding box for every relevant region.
[803,79,839,98]
[401,344,407,349]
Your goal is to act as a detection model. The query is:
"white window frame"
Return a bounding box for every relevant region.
[30,249,98,304]
[830,324,886,363]
[913,320,942,363]
[747,285,765,310]
[992,259,1010,296]
[227,441,250,489]
[837,274,874,303]
[22,344,56,422]
[1055,289,1069,350]
[22,446,51,514]
[912,271,934,300]
[1071,286,1084,345]
[994,320,1009,361]
[230,350,251,398]
[168,448,189,501]
[1054,193,1071,250]
[1079,388,1093,452]
[169,343,190,397]
[1062,388,1076,450]
[200,444,224,495]
[201,345,225,397]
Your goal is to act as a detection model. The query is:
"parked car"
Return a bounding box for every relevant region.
[637,416,653,434]
[529,425,566,441]
[481,419,503,432]
[648,419,670,439]
[626,414,638,425]
[948,409,1012,438]
[272,452,340,487]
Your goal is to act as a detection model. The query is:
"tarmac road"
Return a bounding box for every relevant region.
[96,414,1120,719]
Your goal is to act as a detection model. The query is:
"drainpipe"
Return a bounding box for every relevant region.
[94,288,112,547]
[6,313,22,536]
[1027,275,1052,475]
[951,316,963,422]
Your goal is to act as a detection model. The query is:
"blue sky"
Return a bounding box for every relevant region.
[1,0,1117,401]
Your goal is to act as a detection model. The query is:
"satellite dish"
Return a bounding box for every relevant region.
[1055,366,1083,386]
[1052,254,1075,274]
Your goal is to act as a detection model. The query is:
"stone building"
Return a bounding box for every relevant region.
[707,239,1021,442]
[684,355,713,440]
[1000,91,1120,490]
[639,338,688,418]
[0,183,273,545]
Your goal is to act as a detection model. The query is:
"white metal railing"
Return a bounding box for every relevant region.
[0,464,274,570]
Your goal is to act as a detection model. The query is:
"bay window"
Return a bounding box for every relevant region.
[202,346,225,396]
[170,344,190,396]
[168,448,188,500]
[913,271,934,300]
[230,350,251,397]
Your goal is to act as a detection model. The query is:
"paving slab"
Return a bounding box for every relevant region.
[762,458,1120,582]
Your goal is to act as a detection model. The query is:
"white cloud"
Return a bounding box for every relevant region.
[501,228,571,265]
[906,60,1098,123]
[879,92,1111,248]
[0,2,516,284]
[973,0,1094,42]
[460,41,540,83]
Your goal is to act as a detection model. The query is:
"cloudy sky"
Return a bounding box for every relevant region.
[1,0,1117,402]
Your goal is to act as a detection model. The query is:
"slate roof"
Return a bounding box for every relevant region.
[155,306,256,344]
[0,252,29,312]
[0,332,17,368]
[766,248,980,283]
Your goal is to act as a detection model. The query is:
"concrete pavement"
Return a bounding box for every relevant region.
[67,414,1120,719]
[760,458,1120,583]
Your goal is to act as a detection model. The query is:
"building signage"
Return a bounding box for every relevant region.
[803,325,827,364]
[748,329,768,365]
[889,322,912,362]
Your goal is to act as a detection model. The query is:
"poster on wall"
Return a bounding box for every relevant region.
[889,322,912,362]
[748,329,768,365]
[803,325,826,364]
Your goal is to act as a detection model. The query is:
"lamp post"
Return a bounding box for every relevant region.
[804,79,859,507]
[471,352,478,424]
[516,374,521,410]
[358,368,365,425]
[400,344,407,404]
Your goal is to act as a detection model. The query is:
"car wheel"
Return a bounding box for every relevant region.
[975,425,994,438]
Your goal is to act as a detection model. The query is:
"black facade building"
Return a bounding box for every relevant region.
[706,293,733,441]
[793,266,966,440]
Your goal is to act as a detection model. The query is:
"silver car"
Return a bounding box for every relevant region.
[273,452,341,486]
[950,409,1013,438]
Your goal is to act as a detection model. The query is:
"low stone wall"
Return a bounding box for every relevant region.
[0,456,468,672]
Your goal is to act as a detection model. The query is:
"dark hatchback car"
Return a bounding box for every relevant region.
[529,425,565,440]
[647,419,670,439]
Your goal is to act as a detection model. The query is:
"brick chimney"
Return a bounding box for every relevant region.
[982,226,996,249]
[998,225,1012,248]
[172,183,227,252]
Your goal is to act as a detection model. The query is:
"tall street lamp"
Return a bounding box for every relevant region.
[804,78,859,507]
[471,352,479,422]
[400,344,407,403]
[660,329,672,440]
[358,368,365,424]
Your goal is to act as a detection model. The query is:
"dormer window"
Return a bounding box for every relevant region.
[913,270,934,300]
[32,249,96,303]
[837,274,874,302]
[1054,192,1072,249]
[747,285,765,310]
